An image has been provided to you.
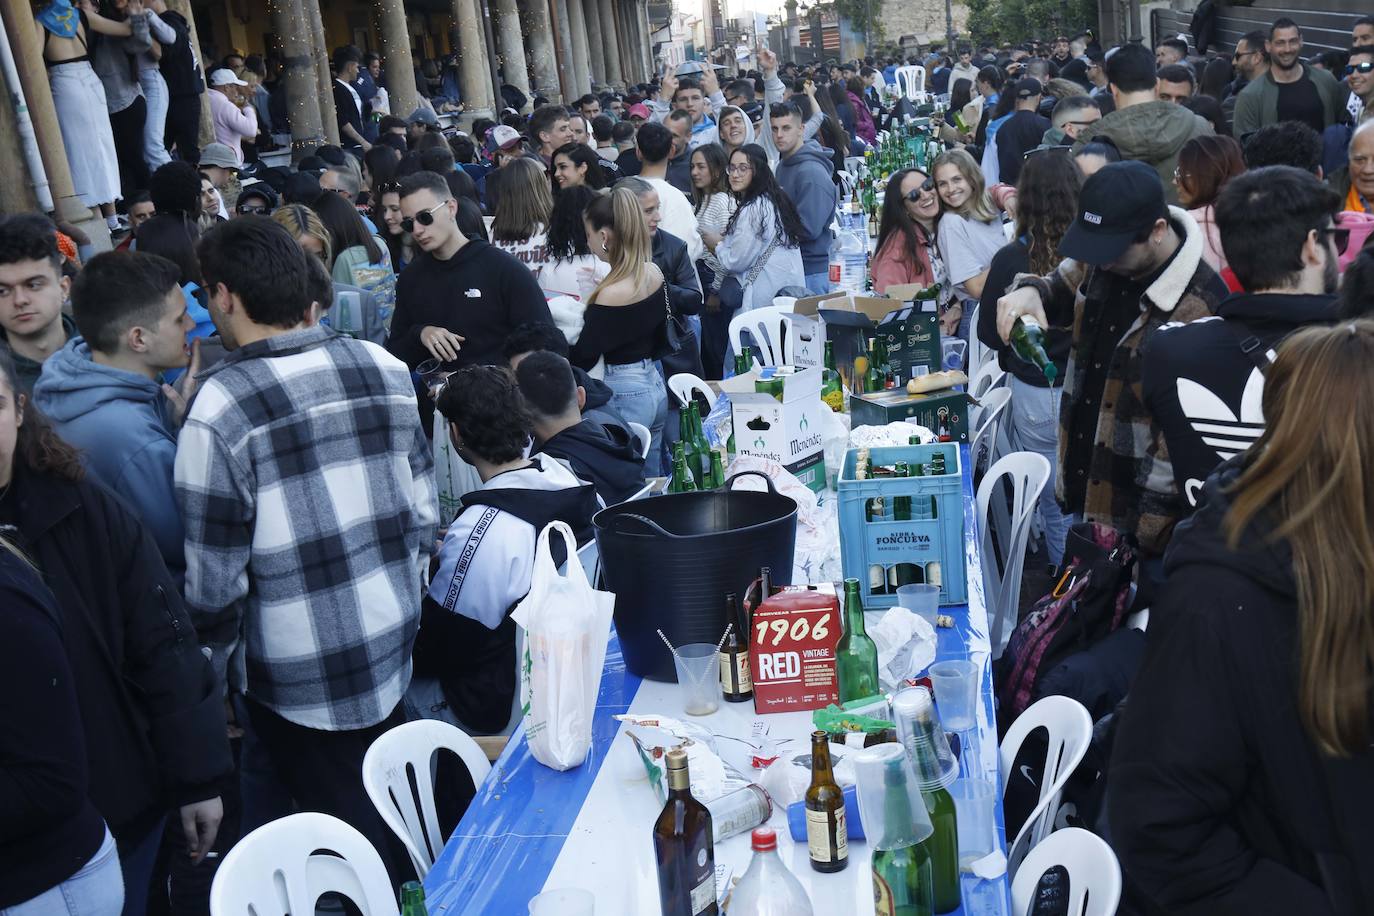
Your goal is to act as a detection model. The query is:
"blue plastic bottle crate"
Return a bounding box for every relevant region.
[837,442,967,607]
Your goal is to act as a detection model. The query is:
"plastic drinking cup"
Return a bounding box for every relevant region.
[929,659,980,732]
[949,778,997,871]
[528,888,595,915]
[896,583,940,627]
[672,643,722,716]
[416,357,455,395]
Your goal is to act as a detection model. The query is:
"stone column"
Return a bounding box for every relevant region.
[452,0,496,117]
[303,0,339,145]
[596,0,621,87]
[375,0,419,119]
[579,0,605,89]
[163,0,216,150]
[639,0,655,81]
[0,57,39,213]
[0,0,92,228]
[551,0,578,101]
[493,0,530,99]
[269,0,328,158]
[563,0,592,96]
[614,0,635,84]
[519,0,559,102]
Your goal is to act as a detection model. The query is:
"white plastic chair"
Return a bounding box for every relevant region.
[1011,827,1122,916]
[970,385,1012,480]
[728,306,794,368]
[667,372,717,410]
[627,421,652,460]
[969,358,1007,410]
[362,719,494,880]
[209,813,398,916]
[999,696,1094,877]
[895,65,927,100]
[966,303,995,379]
[976,450,1049,658]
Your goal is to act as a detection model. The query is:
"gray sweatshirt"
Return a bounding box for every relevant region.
[92,11,150,114]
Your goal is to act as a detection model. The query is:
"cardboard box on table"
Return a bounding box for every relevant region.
[749,584,842,713]
[874,287,942,385]
[718,366,826,491]
[848,387,972,443]
[794,291,938,390]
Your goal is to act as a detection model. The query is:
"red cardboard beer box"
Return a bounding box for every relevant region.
[749,584,841,713]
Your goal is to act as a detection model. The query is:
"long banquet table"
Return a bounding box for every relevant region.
[423,445,1011,915]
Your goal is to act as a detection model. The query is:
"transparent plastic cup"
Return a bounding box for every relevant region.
[896,583,941,627]
[415,357,456,396]
[949,778,997,871]
[528,887,595,915]
[672,643,722,716]
[929,659,980,732]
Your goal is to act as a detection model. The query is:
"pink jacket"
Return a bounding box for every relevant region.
[848,91,877,146]
[871,230,935,294]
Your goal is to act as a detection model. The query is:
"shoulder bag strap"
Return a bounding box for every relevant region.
[1218,319,1276,375]
[742,232,781,289]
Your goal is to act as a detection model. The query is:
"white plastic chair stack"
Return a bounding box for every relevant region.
[209,812,398,916]
[362,719,494,879]
[895,65,927,100]
[999,696,1094,878]
[1010,827,1122,916]
[728,306,795,368]
[969,386,1012,481]
[976,450,1049,657]
[667,372,718,411]
[966,303,995,379]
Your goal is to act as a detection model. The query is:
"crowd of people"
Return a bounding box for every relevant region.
[5,7,1374,916]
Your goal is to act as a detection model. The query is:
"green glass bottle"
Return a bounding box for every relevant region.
[1009,315,1059,383]
[399,881,429,916]
[922,787,961,914]
[668,442,697,493]
[836,578,880,703]
[709,449,725,489]
[682,403,705,483]
[822,340,843,404]
[893,461,911,521]
[896,688,961,915]
[734,351,753,377]
[692,404,714,482]
[863,337,883,395]
[871,766,935,916]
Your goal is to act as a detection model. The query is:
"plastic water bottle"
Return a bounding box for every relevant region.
[828,229,868,294]
[727,828,814,915]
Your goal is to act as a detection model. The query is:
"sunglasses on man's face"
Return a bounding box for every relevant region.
[1345,61,1374,76]
[1319,225,1352,255]
[401,200,449,234]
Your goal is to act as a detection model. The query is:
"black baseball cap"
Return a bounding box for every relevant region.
[1014,77,1044,99]
[1059,160,1167,266]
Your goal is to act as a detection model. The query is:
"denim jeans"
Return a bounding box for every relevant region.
[604,358,668,477]
[1008,376,1070,567]
[137,69,171,172]
[803,272,833,296]
[3,828,124,916]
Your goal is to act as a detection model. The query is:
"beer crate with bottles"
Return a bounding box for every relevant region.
[836,443,967,607]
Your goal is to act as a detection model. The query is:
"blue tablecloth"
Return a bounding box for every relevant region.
[424,444,1009,915]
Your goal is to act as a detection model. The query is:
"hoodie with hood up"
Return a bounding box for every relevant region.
[1109,461,1374,915]
[1073,100,1213,206]
[32,337,184,575]
[775,140,838,275]
[535,418,646,505]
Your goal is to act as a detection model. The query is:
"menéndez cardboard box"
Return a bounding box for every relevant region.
[848,386,971,443]
[718,366,826,491]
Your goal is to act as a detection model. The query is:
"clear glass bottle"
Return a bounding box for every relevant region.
[727,827,815,916]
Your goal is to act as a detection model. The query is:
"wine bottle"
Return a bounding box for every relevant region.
[864,337,883,394]
[836,578,881,703]
[653,748,719,916]
[1008,315,1058,383]
[720,592,752,703]
[805,731,848,873]
[399,881,428,916]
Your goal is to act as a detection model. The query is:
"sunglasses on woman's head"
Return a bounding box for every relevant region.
[376,180,402,195]
[400,200,449,234]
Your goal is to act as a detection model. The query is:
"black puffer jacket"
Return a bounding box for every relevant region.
[9,467,232,843]
[1109,461,1374,915]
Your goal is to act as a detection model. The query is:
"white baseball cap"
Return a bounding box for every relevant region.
[209,68,248,87]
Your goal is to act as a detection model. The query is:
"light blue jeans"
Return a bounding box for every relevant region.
[1008,375,1070,568]
[138,69,171,171]
[2,827,123,916]
[604,358,668,477]
[804,272,833,296]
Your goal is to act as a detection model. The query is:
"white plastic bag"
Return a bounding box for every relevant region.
[510,521,616,770]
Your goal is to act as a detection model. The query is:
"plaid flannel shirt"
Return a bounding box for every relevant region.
[176,327,438,731]
[1016,208,1225,556]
